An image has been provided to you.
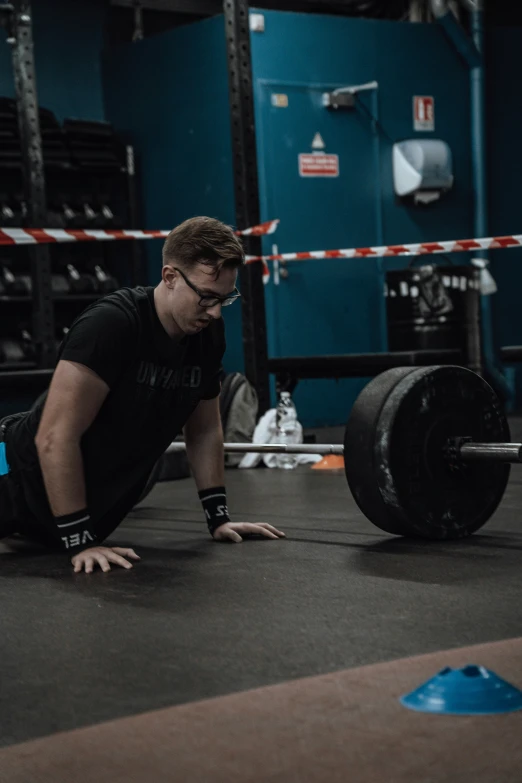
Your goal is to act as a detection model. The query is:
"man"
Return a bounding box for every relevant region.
[0,216,285,573]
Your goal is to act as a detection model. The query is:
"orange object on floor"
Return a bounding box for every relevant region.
[311,454,345,470]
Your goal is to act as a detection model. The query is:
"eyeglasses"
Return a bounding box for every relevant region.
[174,267,241,308]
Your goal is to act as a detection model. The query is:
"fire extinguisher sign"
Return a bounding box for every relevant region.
[413,96,435,131]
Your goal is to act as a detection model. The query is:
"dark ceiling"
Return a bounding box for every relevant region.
[106,1,518,45]
[107,0,415,44]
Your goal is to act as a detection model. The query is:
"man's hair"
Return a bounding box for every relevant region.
[162,216,245,276]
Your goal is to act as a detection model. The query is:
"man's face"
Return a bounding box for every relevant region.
[164,263,239,335]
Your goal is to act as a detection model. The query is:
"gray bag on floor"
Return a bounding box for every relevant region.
[219,372,258,467]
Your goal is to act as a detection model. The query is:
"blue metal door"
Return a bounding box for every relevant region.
[256,79,386,426]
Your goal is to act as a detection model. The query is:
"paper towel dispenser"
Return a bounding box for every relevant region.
[393,139,454,205]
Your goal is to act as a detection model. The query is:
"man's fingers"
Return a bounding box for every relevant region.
[217,530,242,543]
[255,524,286,537]
[71,547,138,573]
[95,555,111,573]
[252,528,279,540]
[106,553,133,569]
[238,524,283,539]
[214,523,286,542]
[111,547,140,560]
[226,531,243,543]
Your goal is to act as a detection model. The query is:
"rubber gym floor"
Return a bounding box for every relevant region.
[1,423,522,782]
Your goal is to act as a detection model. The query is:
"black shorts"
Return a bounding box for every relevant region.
[0,419,28,539]
[0,415,54,547]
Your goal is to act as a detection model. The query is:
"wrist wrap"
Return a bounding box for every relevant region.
[199,487,230,535]
[54,508,97,553]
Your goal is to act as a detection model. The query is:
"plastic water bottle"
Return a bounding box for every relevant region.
[275,392,302,470]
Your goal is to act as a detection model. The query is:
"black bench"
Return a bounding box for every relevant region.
[268,349,465,393]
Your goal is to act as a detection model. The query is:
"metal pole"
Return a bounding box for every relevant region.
[469,5,510,399]
[459,442,522,463]
[166,438,522,462]
[9,0,55,368]
[166,441,344,456]
[223,0,270,415]
[462,267,482,375]
[125,144,146,286]
[470,8,487,251]
[469,6,489,377]
[370,87,388,353]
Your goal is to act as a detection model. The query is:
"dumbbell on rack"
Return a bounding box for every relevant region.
[65,261,98,294]
[0,202,17,227]
[52,260,97,295]
[0,263,32,296]
[90,262,119,293]
[0,327,36,366]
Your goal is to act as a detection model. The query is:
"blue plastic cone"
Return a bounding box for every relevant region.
[400,664,522,715]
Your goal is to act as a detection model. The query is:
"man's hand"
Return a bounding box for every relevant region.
[213,522,286,543]
[71,546,140,573]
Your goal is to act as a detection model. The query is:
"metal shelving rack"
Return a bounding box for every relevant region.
[0,0,144,388]
[224,0,270,415]
[0,0,269,402]
[1,0,55,372]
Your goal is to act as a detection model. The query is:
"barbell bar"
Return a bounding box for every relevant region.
[457,442,522,462]
[151,365,520,542]
[166,442,345,456]
[166,439,522,463]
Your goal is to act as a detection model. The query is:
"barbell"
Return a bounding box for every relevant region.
[166,442,344,455]
[157,365,519,541]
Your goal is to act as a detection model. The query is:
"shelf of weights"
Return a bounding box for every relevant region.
[0,104,146,390]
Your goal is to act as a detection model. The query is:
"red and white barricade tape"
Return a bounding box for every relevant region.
[0,219,280,248]
[0,228,168,246]
[2,225,519,260]
[238,219,279,237]
[245,234,522,264]
[2,223,518,286]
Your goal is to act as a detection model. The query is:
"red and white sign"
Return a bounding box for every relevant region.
[413,96,435,131]
[299,153,339,178]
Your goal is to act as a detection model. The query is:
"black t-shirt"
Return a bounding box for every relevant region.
[5,286,225,548]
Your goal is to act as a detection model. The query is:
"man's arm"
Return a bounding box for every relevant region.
[182,396,224,491]
[34,360,110,549]
[34,359,141,569]
[37,303,134,521]
[183,397,285,544]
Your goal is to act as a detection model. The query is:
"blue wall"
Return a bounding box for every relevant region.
[0,0,107,121]
[249,10,474,423]
[488,27,522,347]
[251,11,473,246]
[486,26,522,406]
